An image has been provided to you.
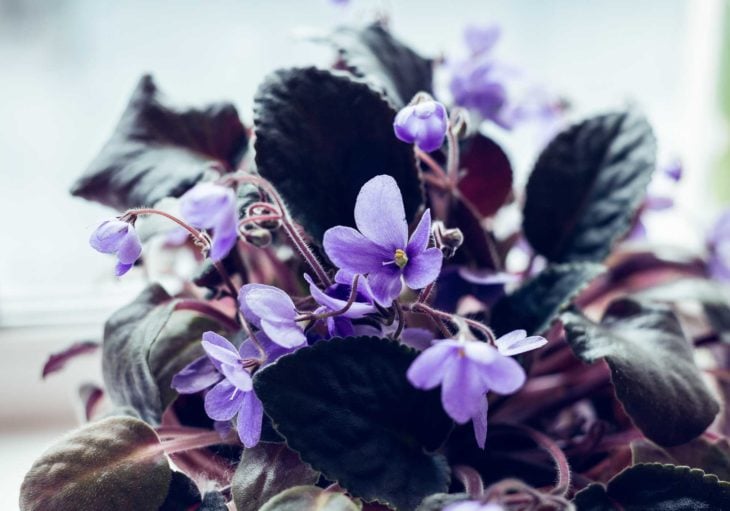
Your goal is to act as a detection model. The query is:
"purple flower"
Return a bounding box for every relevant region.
[172,331,295,447]
[393,100,448,152]
[445,502,504,511]
[450,58,510,127]
[180,182,238,261]
[304,272,376,337]
[463,24,501,56]
[494,329,547,356]
[709,209,730,282]
[323,175,443,307]
[239,284,307,348]
[89,218,142,276]
[407,335,540,448]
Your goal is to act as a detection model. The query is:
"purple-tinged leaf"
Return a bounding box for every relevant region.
[42,340,99,379]
[77,383,104,422]
[457,134,512,217]
[232,443,320,511]
[631,437,730,482]
[19,417,171,511]
[523,111,656,263]
[71,75,248,211]
[562,298,719,446]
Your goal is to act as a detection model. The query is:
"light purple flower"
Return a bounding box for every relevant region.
[709,209,730,282]
[393,100,449,152]
[171,331,295,447]
[407,337,533,448]
[304,272,376,337]
[89,218,142,276]
[494,329,547,356]
[463,24,501,56]
[445,501,504,511]
[450,58,510,127]
[180,182,238,261]
[323,175,443,307]
[239,284,307,348]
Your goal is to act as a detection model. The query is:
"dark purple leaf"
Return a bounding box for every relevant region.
[253,67,422,242]
[42,340,99,379]
[458,134,512,217]
[71,75,248,211]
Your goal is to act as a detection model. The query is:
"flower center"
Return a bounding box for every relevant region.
[394,248,408,268]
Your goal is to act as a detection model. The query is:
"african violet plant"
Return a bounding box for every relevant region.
[20,17,730,511]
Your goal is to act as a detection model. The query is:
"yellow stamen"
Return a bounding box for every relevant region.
[394,248,408,269]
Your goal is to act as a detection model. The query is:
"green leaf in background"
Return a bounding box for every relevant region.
[631,437,730,482]
[253,67,422,242]
[253,337,452,511]
[573,463,730,511]
[562,298,719,446]
[19,416,171,511]
[523,111,656,263]
[491,262,604,336]
[70,75,248,211]
[328,22,433,107]
[103,285,227,424]
[232,443,320,511]
[260,486,361,511]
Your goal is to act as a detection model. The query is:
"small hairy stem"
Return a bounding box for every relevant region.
[159,430,235,455]
[238,310,266,361]
[213,260,240,301]
[415,147,449,180]
[445,125,460,184]
[416,282,435,304]
[505,424,572,497]
[453,465,484,498]
[393,300,405,339]
[296,275,361,322]
[410,303,496,342]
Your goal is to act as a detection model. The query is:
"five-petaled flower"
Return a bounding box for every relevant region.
[393,100,449,152]
[323,175,443,307]
[239,284,308,348]
[407,330,546,448]
[89,218,142,276]
[172,331,294,447]
[304,272,376,337]
[180,182,239,261]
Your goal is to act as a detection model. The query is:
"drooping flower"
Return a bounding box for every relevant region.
[393,100,449,152]
[239,284,307,348]
[449,58,510,127]
[407,332,545,448]
[180,182,238,261]
[304,272,376,337]
[89,218,142,276]
[323,175,443,307]
[171,331,295,447]
[709,209,730,282]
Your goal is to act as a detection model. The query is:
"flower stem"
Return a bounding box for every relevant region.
[453,465,484,498]
[410,302,496,343]
[296,274,360,322]
[159,430,235,455]
[393,300,405,339]
[445,124,460,184]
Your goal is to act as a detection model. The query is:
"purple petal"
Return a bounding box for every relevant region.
[172,356,223,394]
[260,319,307,348]
[115,261,134,276]
[441,356,489,423]
[458,269,519,286]
[327,316,354,337]
[89,219,130,254]
[367,266,403,307]
[42,340,100,379]
[116,226,142,265]
[201,331,237,371]
[209,211,238,262]
[464,24,501,55]
[463,341,500,365]
[400,327,434,351]
[239,284,298,324]
[304,273,375,319]
[204,380,245,421]
[180,182,236,229]
[403,247,443,290]
[394,103,448,153]
[495,330,547,356]
[220,363,253,392]
[407,209,433,257]
[202,334,240,367]
[354,175,408,250]
[393,107,418,144]
[471,395,489,449]
[335,269,376,302]
[480,355,526,395]
[407,342,459,389]
[239,332,298,366]
[323,226,392,274]
[237,391,264,448]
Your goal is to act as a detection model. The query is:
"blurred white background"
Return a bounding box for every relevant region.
[0,0,727,508]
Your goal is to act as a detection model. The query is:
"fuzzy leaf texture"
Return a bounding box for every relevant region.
[253,337,452,511]
[562,298,719,446]
[573,463,730,510]
[232,443,320,511]
[19,417,171,511]
[70,74,248,210]
[631,437,730,482]
[328,22,433,107]
[253,67,422,242]
[491,262,604,336]
[102,285,225,424]
[523,111,656,262]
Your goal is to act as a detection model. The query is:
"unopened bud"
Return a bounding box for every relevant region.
[244,228,272,248]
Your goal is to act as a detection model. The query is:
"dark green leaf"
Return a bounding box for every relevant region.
[635,278,730,343]
[328,22,433,107]
[562,298,719,446]
[631,438,730,482]
[71,74,248,210]
[523,111,656,262]
[573,463,730,510]
[254,67,422,242]
[260,486,361,511]
[159,471,202,511]
[491,263,605,336]
[103,285,226,424]
[19,416,171,511]
[232,443,320,511]
[253,337,452,511]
